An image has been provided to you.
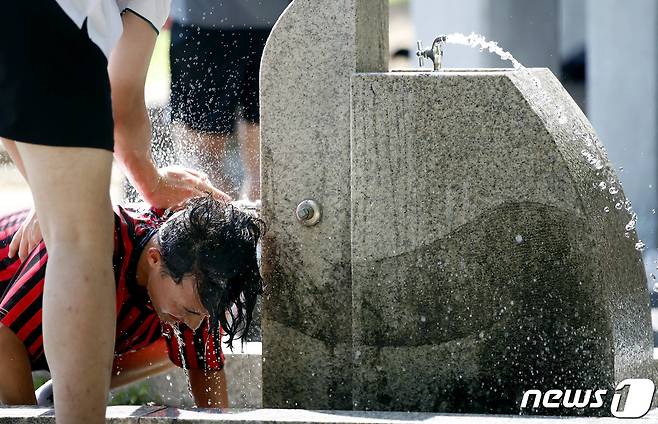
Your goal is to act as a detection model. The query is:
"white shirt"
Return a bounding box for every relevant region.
[55,0,170,59]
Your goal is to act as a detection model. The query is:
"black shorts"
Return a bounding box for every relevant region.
[0,0,114,151]
[169,23,271,134]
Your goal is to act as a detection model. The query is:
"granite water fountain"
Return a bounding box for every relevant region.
[259,0,656,417]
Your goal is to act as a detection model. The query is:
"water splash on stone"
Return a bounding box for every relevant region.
[442,32,646,267]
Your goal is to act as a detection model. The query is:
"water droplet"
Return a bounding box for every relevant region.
[515,235,523,244]
[598,182,607,190]
[615,202,623,210]
[635,241,646,251]
[420,315,427,323]
[603,206,610,213]
[609,186,619,195]
[653,282,658,293]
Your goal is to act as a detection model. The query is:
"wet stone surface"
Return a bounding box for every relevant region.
[5,407,658,423]
[350,70,653,414]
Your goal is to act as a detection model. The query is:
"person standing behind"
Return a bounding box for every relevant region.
[169,0,290,201]
[0,1,227,423]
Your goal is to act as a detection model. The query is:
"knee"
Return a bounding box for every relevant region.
[41,214,114,255]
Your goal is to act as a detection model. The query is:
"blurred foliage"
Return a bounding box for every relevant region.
[109,382,154,406]
[32,375,49,391]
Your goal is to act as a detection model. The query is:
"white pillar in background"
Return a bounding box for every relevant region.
[587,0,658,249]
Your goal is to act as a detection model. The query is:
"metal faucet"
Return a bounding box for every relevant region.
[416,36,447,71]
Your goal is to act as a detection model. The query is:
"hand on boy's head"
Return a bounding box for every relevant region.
[143,166,231,209]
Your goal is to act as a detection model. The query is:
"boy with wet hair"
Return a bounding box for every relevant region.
[0,196,263,407]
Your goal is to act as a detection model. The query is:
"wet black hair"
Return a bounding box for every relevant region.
[157,195,265,349]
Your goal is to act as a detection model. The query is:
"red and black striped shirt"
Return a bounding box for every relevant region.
[0,205,224,371]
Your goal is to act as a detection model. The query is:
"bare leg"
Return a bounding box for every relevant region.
[237,121,260,201]
[0,324,36,405]
[15,142,115,424]
[171,122,237,197]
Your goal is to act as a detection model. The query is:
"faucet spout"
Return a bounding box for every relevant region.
[416,36,447,71]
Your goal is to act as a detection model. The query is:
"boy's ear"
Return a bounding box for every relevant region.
[147,247,162,266]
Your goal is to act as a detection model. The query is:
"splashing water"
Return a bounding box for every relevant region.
[626,213,638,232]
[441,33,646,253]
[444,32,523,69]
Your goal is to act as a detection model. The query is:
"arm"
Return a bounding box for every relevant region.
[1,138,41,261]
[188,368,229,408]
[107,11,160,203]
[108,12,231,208]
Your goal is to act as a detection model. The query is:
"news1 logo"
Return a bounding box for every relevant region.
[520,379,655,418]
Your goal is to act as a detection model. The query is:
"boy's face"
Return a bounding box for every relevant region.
[144,247,209,331]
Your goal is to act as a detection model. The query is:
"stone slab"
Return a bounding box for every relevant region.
[5,407,658,423]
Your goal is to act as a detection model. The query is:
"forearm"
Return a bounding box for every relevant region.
[112,110,159,200]
[189,368,229,408]
[108,10,159,203]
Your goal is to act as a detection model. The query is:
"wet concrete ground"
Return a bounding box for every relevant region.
[3,406,658,424]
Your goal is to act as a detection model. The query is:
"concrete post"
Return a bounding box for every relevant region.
[259,0,388,410]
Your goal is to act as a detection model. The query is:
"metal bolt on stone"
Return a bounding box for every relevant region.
[295,199,322,226]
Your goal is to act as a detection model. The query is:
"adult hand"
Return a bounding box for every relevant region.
[8,209,42,261]
[142,166,232,209]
